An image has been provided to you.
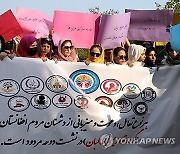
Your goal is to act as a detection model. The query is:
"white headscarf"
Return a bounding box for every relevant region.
[128,44,146,62]
[127,44,146,66]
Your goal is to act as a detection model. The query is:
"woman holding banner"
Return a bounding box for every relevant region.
[113,47,127,65]
[38,37,54,62]
[127,44,146,67]
[55,39,77,62]
[0,35,15,60]
[16,35,39,58]
[85,44,104,65]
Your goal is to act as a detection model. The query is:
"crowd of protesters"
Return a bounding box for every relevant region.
[0,29,179,67]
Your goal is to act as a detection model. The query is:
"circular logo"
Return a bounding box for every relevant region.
[69,69,100,94]
[46,75,68,93]
[0,79,20,97]
[74,95,89,109]
[52,93,72,108]
[31,94,51,110]
[141,87,156,102]
[8,96,30,112]
[122,83,141,99]
[95,96,113,108]
[133,102,148,116]
[21,76,44,94]
[113,98,132,113]
[100,79,121,95]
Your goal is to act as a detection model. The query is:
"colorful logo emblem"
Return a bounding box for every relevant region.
[31,94,51,110]
[21,76,44,94]
[95,96,113,108]
[74,95,89,109]
[141,87,156,102]
[113,98,132,113]
[8,96,30,112]
[46,75,68,93]
[69,69,100,94]
[133,102,148,116]
[0,79,20,97]
[100,79,121,95]
[52,93,72,108]
[122,83,141,99]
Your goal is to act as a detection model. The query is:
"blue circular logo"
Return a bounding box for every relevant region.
[69,69,100,94]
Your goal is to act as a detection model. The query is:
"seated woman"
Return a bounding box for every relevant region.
[161,42,180,65]
[113,47,127,65]
[38,38,53,62]
[85,44,104,65]
[144,47,158,67]
[55,39,77,62]
[16,35,38,58]
[0,35,15,60]
[127,44,146,67]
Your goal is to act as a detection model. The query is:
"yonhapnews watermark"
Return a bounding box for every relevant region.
[100,133,175,149]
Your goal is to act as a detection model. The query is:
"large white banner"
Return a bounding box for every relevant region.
[0,57,179,154]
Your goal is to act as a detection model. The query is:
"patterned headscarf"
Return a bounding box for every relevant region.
[57,39,77,62]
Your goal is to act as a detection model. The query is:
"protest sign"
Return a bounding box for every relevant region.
[126,9,173,42]
[172,13,180,25]
[170,24,180,52]
[96,12,131,49]
[53,10,100,48]
[0,10,22,42]
[16,7,52,38]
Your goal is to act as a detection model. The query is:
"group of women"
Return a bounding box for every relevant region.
[0,33,179,67]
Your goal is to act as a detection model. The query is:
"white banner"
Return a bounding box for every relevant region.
[0,57,179,154]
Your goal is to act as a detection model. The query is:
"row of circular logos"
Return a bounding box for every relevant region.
[8,94,149,116]
[0,69,156,102]
[0,75,68,97]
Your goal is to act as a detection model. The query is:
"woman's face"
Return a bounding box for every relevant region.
[104,50,113,62]
[114,50,126,65]
[147,50,156,63]
[168,48,178,59]
[61,41,73,57]
[90,47,101,62]
[28,41,38,56]
[41,43,51,55]
[138,51,146,62]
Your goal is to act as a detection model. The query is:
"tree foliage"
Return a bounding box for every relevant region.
[155,0,180,13]
[89,6,119,15]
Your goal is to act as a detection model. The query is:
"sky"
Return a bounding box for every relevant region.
[0,0,168,17]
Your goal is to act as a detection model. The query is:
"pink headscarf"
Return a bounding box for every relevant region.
[17,35,38,58]
[58,39,77,62]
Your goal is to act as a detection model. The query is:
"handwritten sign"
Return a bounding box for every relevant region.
[0,10,22,42]
[53,10,100,48]
[16,7,52,38]
[170,24,180,53]
[172,13,180,26]
[126,9,173,42]
[96,12,131,49]
[0,58,179,153]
